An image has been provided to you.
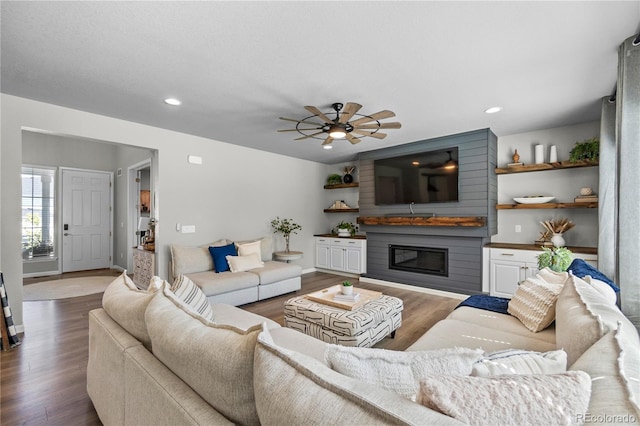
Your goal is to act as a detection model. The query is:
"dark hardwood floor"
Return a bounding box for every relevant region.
[1,270,461,425]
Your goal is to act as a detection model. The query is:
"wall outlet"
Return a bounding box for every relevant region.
[181,225,196,233]
[515,225,522,233]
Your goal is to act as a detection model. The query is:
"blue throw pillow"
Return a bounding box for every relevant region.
[209,243,237,273]
[568,258,620,292]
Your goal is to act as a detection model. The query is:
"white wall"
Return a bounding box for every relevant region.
[1,94,328,329]
[493,121,600,247]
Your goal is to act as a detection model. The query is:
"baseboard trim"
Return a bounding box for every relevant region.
[359,277,469,300]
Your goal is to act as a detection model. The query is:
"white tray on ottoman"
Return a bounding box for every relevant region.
[284,291,403,348]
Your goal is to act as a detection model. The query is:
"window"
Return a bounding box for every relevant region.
[21,166,56,260]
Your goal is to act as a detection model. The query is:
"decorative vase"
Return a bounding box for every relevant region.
[338,229,350,237]
[341,285,353,295]
[512,149,520,163]
[580,187,594,196]
[343,173,354,184]
[551,233,565,248]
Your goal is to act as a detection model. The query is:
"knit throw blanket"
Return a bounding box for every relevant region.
[455,294,510,315]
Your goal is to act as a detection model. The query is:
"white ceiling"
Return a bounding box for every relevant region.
[2,1,638,164]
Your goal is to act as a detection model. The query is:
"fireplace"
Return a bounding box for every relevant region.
[388,245,448,277]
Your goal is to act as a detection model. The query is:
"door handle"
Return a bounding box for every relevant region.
[64,233,73,236]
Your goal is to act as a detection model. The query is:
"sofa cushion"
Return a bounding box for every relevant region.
[226,253,264,273]
[446,307,556,345]
[209,243,238,273]
[187,270,258,297]
[471,349,567,377]
[102,272,155,348]
[325,345,483,401]
[417,371,591,426]
[507,277,563,333]
[556,273,627,365]
[253,326,463,425]
[170,274,214,321]
[570,320,640,420]
[145,287,262,426]
[568,258,620,292]
[583,275,618,305]
[170,245,214,277]
[210,303,280,331]
[250,261,302,285]
[407,318,557,353]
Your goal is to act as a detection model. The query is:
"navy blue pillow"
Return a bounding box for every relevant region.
[568,258,620,292]
[209,243,237,273]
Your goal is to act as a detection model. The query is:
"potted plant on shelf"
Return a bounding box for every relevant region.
[327,173,343,186]
[569,137,599,164]
[341,280,353,295]
[270,217,302,252]
[537,246,573,272]
[336,221,355,237]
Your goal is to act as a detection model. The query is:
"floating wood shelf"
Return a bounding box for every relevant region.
[324,208,359,213]
[357,216,487,227]
[495,160,598,175]
[324,182,359,189]
[485,242,597,255]
[496,202,598,210]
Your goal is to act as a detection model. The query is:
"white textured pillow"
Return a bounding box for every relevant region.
[170,274,214,321]
[226,253,264,273]
[417,371,591,426]
[536,267,569,285]
[583,275,618,305]
[472,349,567,377]
[147,276,165,292]
[325,345,483,401]
[236,240,262,259]
[508,277,563,332]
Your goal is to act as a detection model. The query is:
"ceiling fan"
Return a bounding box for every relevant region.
[278,102,401,146]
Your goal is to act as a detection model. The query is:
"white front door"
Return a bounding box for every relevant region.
[61,169,112,272]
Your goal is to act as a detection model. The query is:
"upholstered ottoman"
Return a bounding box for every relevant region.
[284,294,403,347]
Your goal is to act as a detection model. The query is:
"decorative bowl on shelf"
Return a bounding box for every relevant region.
[513,196,555,204]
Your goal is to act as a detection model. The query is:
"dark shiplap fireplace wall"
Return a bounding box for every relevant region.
[358,129,497,295]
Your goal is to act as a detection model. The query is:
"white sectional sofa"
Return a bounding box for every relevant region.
[169,237,301,306]
[88,268,640,425]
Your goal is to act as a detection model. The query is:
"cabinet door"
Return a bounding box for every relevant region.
[491,259,523,298]
[315,243,330,269]
[344,247,363,274]
[524,262,539,280]
[330,246,345,271]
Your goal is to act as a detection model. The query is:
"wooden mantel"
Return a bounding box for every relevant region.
[357,216,487,227]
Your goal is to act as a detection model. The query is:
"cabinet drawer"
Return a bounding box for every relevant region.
[330,239,365,249]
[315,237,331,245]
[490,248,539,263]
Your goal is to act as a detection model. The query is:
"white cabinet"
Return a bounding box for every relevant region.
[315,237,366,274]
[487,247,597,298]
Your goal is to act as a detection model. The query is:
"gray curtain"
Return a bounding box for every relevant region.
[598,97,617,283]
[616,34,640,329]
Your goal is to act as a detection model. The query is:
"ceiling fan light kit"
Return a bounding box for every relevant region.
[279,102,401,147]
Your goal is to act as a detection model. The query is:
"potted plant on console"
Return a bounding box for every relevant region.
[270,217,302,253]
[336,221,355,237]
[537,246,573,272]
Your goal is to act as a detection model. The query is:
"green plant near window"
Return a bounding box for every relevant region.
[270,217,302,252]
[537,246,573,272]
[568,137,599,163]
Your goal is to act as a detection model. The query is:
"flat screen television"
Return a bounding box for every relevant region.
[374,147,459,205]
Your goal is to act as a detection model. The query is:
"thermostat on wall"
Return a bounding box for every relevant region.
[187,155,202,165]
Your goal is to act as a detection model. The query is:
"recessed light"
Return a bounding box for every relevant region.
[485,106,502,114]
[164,98,182,106]
[323,145,333,150]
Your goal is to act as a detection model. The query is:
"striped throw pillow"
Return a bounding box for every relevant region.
[170,274,214,322]
[508,277,562,332]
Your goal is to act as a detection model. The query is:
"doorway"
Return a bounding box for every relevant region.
[127,160,153,272]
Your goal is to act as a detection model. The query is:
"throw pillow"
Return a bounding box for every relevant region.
[170,274,214,322]
[325,345,483,401]
[147,276,165,292]
[583,275,618,305]
[208,242,237,273]
[226,253,264,273]
[236,240,262,259]
[471,349,567,377]
[568,258,620,292]
[417,371,591,426]
[536,267,569,285]
[508,277,563,332]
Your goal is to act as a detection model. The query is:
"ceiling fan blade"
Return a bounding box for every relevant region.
[351,129,387,139]
[350,110,396,126]
[279,117,325,127]
[304,106,334,124]
[339,102,362,124]
[354,121,402,130]
[278,128,321,132]
[294,131,325,141]
[346,134,361,145]
[322,136,334,145]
